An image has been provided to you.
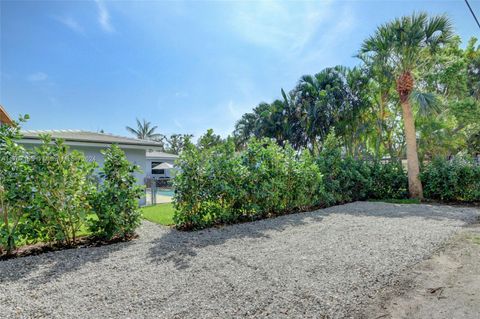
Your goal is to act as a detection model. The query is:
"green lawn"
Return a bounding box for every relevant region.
[141,203,175,226]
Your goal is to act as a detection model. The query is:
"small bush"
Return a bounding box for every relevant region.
[89,145,143,239]
[30,136,97,245]
[0,117,33,254]
[421,157,480,202]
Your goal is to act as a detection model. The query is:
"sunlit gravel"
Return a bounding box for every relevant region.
[1,201,478,319]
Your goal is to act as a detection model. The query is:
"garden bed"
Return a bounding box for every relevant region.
[0,234,138,260]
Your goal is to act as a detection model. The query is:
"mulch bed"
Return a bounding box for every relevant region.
[0,234,138,261]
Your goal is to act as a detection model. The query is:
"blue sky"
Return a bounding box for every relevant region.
[1,0,478,138]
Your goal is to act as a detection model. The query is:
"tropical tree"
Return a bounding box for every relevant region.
[293,66,368,154]
[166,134,194,154]
[360,13,454,198]
[233,112,258,149]
[197,129,223,150]
[126,118,164,140]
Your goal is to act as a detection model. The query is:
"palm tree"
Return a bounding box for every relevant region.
[360,13,453,199]
[357,26,396,159]
[233,113,257,149]
[294,66,365,154]
[126,118,163,140]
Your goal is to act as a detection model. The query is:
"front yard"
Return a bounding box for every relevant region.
[141,203,175,226]
[1,202,478,318]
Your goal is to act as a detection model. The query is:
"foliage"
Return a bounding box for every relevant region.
[197,129,224,151]
[173,137,324,229]
[1,117,144,254]
[233,67,370,155]
[126,118,164,140]
[421,157,480,202]
[367,161,408,200]
[316,133,407,204]
[0,116,33,254]
[316,133,368,204]
[165,133,194,154]
[89,145,143,239]
[233,14,477,167]
[173,130,419,229]
[29,136,97,245]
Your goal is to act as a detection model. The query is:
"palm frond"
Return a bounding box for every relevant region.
[410,90,440,116]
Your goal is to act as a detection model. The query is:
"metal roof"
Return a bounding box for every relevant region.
[20,130,164,148]
[0,105,13,126]
[147,150,179,159]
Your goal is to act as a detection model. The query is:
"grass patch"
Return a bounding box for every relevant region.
[141,203,175,226]
[370,198,421,204]
[470,235,480,245]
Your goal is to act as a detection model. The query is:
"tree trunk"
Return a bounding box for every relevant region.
[400,98,424,199]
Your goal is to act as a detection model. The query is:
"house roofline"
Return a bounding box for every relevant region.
[18,137,164,150]
[19,130,165,149]
[0,105,13,126]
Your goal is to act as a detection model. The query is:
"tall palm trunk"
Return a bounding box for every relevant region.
[397,71,423,199]
[400,99,423,198]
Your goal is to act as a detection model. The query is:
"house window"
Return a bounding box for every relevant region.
[152,162,165,175]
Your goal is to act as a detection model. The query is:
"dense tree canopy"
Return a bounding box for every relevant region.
[233,14,479,166]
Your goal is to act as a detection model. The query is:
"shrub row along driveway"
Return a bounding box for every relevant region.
[1,202,478,319]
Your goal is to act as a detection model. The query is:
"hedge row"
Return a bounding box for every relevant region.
[173,134,479,230]
[172,134,408,230]
[0,120,142,255]
[421,157,480,202]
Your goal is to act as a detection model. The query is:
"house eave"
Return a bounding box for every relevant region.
[18,137,165,150]
[0,105,14,126]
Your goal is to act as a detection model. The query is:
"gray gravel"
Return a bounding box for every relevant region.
[1,202,478,319]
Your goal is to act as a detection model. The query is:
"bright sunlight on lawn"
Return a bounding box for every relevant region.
[141,203,175,226]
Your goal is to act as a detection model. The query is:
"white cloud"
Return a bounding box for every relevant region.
[229,1,333,54]
[55,16,85,35]
[227,100,252,120]
[228,0,356,70]
[300,5,356,67]
[95,0,114,33]
[173,119,183,129]
[27,72,48,82]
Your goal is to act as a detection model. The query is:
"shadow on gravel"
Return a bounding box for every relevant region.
[148,202,479,270]
[0,240,133,285]
[350,202,480,223]
[148,212,324,270]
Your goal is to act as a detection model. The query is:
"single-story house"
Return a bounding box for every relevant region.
[146,150,178,179]
[0,105,13,126]
[18,130,169,205]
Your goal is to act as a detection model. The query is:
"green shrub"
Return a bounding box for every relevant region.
[421,157,480,202]
[0,117,33,254]
[89,145,143,239]
[1,118,144,254]
[367,161,408,200]
[29,135,97,245]
[173,137,324,229]
[173,131,414,229]
[316,133,372,204]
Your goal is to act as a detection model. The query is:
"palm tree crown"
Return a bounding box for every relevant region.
[126,118,162,140]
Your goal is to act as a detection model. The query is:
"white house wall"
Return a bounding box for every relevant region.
[73,146,147,185]
[20,142,148,205]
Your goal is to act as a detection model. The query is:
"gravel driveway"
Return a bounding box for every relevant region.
[1,202,478,319]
